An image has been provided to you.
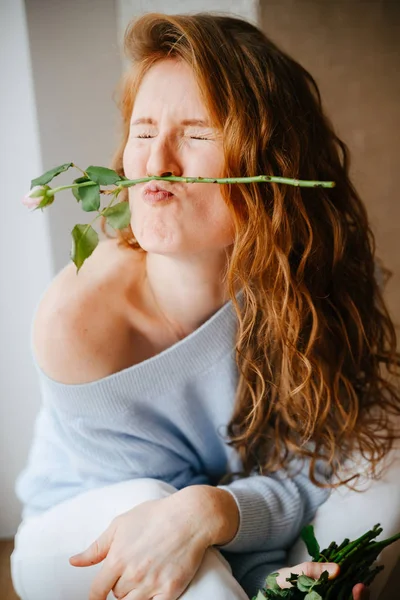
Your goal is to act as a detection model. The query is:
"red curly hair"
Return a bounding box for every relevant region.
[100,12,400,489]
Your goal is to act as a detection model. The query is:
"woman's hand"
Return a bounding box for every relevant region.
[275,562,370,600]
[68,493,211,600]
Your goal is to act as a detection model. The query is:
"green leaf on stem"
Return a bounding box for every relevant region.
[315,570,329,585]
[102,202,131,229]
[72,176,91,202]
[304,591,322,600]
[31,163,73,188]
[297,574,316,592]
[78,183,100,212]
[70,224,99,272]
[285,573,298,586]
[265,573,281,592]
[301,525,321,560]
[86,166,121,186]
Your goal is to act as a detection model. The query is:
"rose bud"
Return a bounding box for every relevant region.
[22,185,53,209]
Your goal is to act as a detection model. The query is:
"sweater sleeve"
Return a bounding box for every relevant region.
[214,458,332,554]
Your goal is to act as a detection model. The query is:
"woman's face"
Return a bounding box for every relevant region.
[123,58,235,256]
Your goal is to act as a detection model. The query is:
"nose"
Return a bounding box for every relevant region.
[145,136,182,180]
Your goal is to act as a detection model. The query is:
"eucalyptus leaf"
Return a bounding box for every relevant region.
[297,574,316,592]
[301,525,320,560]
[31,162,73,188]
[102,202,131,229]
[72,176,91,202]
[70,224,99,272]
[304,591,322,600]
[79,183,100,212]
[86,165,121,186]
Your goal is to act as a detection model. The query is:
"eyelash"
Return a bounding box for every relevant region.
[136,134,210,140]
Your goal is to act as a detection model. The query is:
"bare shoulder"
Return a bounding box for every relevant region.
[32,237,143,384]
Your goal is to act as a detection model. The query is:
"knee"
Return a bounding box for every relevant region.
[10,551,26,600]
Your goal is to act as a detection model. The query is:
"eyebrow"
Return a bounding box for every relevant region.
[130,117,212,128]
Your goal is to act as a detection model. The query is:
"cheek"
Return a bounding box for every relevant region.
[122,143,144,177]
[217,209,235,241]
[199,193,235,238]
[214,195,235,238]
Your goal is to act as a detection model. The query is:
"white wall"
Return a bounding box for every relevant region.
[24,0,123,275]
[0,0,53,540]
[0,0,121,537]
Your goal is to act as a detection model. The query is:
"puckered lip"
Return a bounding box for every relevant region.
[143,182,175,194]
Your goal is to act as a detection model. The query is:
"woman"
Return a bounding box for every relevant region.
[11,12,399,600]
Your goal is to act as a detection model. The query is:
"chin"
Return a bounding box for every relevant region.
[135,236,185,255]
[133,222,186,254]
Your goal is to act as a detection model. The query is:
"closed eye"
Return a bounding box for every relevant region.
[136,134,210,140]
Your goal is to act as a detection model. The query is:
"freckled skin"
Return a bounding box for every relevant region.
[122,58,235,256]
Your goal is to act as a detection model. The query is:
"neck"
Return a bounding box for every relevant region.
[141,250,235,340]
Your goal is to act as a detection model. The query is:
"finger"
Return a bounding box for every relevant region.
[353,583,370,600]
[120,586,150,600]
[275,562,340,589]
[69,521,116,567]
[88,555,121,600]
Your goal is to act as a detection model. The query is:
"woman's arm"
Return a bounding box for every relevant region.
[178,458,331,554]
[175,482,241,546]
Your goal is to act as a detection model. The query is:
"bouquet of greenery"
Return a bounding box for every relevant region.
[253,523,400,600]
[23,162,335,271]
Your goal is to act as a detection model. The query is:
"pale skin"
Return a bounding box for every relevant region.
[33,58,368,599]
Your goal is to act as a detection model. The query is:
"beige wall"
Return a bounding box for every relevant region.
[258,3,400,594]
[260,0,400,335]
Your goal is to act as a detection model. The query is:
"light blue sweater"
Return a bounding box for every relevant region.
[15,290,331,598]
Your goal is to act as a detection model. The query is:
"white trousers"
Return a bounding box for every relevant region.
[10,478,249,600]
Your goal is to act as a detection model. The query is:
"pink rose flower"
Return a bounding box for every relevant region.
[22,185,47,209]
